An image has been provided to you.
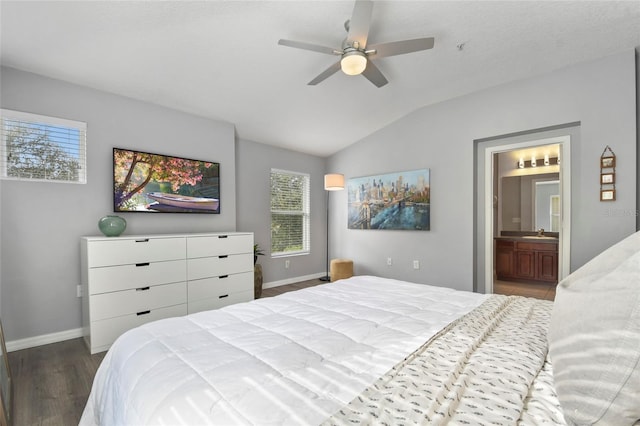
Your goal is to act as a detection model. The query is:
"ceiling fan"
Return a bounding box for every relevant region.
[278,0,434,88]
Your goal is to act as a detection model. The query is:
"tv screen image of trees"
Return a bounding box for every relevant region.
[113,148,220,213]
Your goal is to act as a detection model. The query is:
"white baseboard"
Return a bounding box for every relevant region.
[6,327,83,352]
[263,273,325,289]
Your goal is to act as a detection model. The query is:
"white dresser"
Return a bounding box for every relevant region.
[81,232,254,354]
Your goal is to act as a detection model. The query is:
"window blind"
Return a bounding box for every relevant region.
[1,109,87,184]
[270,168,310,257]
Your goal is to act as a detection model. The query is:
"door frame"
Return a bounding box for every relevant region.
[484,135,571,294]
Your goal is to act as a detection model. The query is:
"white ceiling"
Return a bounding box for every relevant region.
[1,1,639,157]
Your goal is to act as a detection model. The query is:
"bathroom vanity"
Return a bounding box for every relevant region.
[495,235,558,284]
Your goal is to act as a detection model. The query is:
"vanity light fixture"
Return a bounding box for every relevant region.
[515,156,559,169]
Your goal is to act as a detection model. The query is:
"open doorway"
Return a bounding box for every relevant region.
[494,148,559,300]
[483,135,571,300]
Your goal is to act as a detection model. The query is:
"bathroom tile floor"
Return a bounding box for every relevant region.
[493,279,556,301]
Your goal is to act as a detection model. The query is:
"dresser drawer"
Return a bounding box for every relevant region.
[88,259,186,295]
[89,303,187,353]
[187,253,252,280]
[188,290,253,314]
[90,282,186,321]
[187,234,253,258]
[87,237,185,267]
[188,271,252,302]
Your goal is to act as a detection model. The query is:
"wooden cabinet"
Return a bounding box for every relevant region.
[495,238,558,284]
[82,232,253,354]
[515,250,536,279]
[537,250,558,282]
[495,240,515,279]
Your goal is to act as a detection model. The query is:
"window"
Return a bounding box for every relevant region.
[1,109,87,183]
[270,169,310,257]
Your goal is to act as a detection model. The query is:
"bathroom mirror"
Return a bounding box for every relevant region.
[534,180,560,231]
[501,173,559,232]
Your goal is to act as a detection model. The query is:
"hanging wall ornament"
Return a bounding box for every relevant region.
[600,145,616,201]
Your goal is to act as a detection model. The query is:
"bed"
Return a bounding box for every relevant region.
[81,232,640,426]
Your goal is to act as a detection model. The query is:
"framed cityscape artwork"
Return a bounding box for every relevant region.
[347,169,430,230]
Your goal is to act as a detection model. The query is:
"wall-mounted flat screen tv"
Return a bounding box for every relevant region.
[113,148,220,214]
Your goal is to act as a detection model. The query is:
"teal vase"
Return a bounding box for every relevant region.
[98,215,126,237]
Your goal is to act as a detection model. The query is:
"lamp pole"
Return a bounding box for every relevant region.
[320,190,331,281]
[320,174,345,282]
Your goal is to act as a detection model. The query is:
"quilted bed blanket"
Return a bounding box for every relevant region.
[80,276,562,425]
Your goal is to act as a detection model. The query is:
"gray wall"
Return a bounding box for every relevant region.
[0,67,237,341]
[327,50,638,293]
[1,48,638,342]
[235,138,326,284]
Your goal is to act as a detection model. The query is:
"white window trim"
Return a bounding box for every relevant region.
[1,108,87,184]
[270,168,311,258]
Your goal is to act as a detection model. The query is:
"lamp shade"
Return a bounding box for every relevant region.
[340,51,367,75]
[324,173,345,191]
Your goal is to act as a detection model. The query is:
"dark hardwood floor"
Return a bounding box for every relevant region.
[8,277,551,424]
[260,278,325,297]
[8,337,105,425]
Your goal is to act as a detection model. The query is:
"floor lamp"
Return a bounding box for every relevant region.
[320,173,345,282]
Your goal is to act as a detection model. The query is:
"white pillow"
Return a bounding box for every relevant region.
[548,231,640,425]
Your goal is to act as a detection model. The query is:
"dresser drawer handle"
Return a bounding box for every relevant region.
[136,286,150,291]
[218,255,228,259]
[219,275,229,279]
[137,310,151,316]
[136,262,150,267]
[135,238,150,243]
[218,235,228,239]
[218,294,229,299]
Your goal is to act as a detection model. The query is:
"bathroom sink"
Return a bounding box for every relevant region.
[522,236,557,240]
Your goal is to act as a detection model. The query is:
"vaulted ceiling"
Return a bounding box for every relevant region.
[1,1,639,156]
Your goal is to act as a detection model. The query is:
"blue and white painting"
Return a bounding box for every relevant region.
[347,169,430,230]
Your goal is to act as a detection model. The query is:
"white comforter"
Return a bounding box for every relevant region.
[80,276,487,425]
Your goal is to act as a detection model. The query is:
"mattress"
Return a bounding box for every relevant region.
[81,275,489,425]
[81,275,562,425]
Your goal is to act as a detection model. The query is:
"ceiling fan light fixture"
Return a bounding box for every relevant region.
[340,50,367,75]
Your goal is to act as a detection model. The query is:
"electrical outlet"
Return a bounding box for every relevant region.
[387,257,392,266]
[76,285,82,298]
[285,260,290,269]
[413,260,420,269]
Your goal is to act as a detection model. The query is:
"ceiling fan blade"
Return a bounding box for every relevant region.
[368,37,435,58]
[347,0,373,48]
[308,61,342,85]
[278,39,339,56]
[361,60,388,88]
